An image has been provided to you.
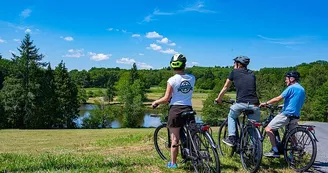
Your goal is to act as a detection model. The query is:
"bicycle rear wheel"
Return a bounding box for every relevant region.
[284,127,317,172]
[154,124,171,161]
[193,131,220,173]
[240,125,263,173]
[218,119,235,157]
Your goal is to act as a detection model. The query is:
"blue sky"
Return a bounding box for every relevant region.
[0,0,327,70]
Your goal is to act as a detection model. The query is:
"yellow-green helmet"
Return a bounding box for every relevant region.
[170,54,186,69]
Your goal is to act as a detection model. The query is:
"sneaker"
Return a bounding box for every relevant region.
[167,162,178,169]
[223,136,236,147]
[264,150,280,158]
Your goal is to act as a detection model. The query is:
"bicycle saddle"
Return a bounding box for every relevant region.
[181,111,196,117]
[243,109,254,115]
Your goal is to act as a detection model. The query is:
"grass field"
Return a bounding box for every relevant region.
[0,129,295,173]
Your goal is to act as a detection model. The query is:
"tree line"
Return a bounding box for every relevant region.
[1,34,327,129]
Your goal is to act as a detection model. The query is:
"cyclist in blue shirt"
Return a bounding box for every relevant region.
[260,71,305,157]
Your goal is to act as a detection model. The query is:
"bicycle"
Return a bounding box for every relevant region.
[153,107,220,173]
[217,99,263,173]
[260,104,318,172]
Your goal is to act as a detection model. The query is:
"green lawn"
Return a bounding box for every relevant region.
[0,129,296,173]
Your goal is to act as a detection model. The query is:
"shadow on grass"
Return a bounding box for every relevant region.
[260,157,289,172]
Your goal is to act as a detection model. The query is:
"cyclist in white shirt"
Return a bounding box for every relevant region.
[152,54,196,169]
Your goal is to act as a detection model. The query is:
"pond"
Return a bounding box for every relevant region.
[74,104,203,128]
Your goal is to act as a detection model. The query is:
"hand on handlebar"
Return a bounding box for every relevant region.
[214,98,222,104]
[259,103,268,108]
[151,101,159,109]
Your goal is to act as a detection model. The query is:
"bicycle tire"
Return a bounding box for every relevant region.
[154,123,171,161]
[240,125,263,173]
[193,131,221,173]
[283,127,317,172]
[217,119,235,157]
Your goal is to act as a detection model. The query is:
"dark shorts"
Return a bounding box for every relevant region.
[167,105,194,128]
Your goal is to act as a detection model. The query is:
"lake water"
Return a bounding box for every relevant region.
[75,104,203,128]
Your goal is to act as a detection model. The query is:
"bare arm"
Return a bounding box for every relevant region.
[260,95,284,107]
[215,79,232,103]
[152,82,173,105]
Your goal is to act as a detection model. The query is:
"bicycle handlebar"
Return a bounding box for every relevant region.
[152,103,159,109]
[214,99,235,105]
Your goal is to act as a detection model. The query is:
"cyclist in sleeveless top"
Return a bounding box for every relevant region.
[215,56,261,147]
[260,71,305,157]
[152,54,196,169]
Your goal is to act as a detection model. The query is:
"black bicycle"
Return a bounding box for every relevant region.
[217,99,263,173]
[260,104,318,172]
[153,109,220,173]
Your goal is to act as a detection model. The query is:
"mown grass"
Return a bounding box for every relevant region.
[0,129,297,173]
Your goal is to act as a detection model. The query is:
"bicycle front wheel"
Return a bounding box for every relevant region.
[193,131,220,173]
[240,125,263,173]
[218,119,235,157]
[284,127,317,172]
[154,124,171,161]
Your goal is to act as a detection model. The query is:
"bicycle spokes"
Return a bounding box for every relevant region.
[284,128,317,172]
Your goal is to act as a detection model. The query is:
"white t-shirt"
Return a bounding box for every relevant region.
[167,73,195,106]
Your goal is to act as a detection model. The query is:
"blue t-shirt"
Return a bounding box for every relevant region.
[281,83,305,117]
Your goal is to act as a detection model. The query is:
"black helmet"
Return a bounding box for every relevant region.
[234,56,250,66]
[170,54,186,69]
[286,71,300,81]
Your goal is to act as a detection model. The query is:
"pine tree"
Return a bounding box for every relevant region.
[54,61,79,128]
[3,34,46,128]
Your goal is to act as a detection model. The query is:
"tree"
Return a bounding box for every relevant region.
[82,98,115,128]
[38,64,59,128]
[117,71,145,128]
[2,34,47,128]
[201,85,230,126]
[0,77,25,128]
[54,61,79,128]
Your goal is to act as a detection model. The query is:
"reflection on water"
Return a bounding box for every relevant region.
[75,104,203,128]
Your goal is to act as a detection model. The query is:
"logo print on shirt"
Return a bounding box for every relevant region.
[178,81,193,94]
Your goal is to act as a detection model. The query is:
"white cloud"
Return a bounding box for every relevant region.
[20,9,32,18]
[60,36,74,41]
[88,52,111,61]
[143,14,154,22]
[157,37,169,44]
[122,30,127,33]
[181,2,216,13]
[146,31,163,39]
[9,50,16,54]
[138,53,144,56]
[186,62,200,67]
[257,35,305,45]
[160,48,178,54]
[116,58,136,65]
[132,34,141,37]
[137,62,153,69]
[13,39,20,43]
[0,38,5,43]
[116,58,152,69]
[147,43,162,51]
[62,49,85,58]
[107,28,113,31]
[25,28,31,33]
[153,9,174,15]
[156,37,176,46]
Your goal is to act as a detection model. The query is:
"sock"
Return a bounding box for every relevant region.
[272,147,278,153]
